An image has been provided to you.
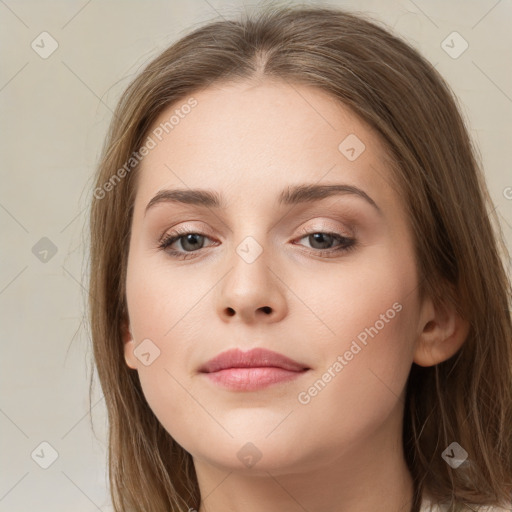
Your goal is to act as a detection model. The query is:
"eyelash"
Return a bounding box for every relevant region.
[157,225,357,260]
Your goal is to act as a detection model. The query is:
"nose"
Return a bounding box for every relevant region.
[216,241,288,324]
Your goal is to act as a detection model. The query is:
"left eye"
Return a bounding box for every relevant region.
[157,230,356,259]
[296,231,353,251]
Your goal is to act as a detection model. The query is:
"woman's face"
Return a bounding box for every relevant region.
[123,79,427,476]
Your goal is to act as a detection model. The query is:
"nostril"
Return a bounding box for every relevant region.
[260,306,272,314]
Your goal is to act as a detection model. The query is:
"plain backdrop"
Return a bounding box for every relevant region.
[1,0,511,510]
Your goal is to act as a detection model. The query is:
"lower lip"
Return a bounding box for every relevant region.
[202,367,307,391]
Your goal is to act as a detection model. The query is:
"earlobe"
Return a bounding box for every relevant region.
[121,320,138,370]
[413,295,470,367]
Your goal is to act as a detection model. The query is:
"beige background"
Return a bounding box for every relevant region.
[0,0,511,510]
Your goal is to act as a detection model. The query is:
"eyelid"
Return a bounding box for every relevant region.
[295,221,355,239]
[156,222,212,242]
[159,218,355,242]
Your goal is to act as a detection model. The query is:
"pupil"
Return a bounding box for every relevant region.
[183,234,202,250]
[311,233,332,249]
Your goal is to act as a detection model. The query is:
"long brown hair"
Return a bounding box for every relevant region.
[87,3,512,511]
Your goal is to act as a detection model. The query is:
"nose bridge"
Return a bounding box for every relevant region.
[227,204,283,276]
[216,218,287,323]
[218,182,287,258]
[226,198,274,259]
[229,230,272,294]
[227,187,294,273]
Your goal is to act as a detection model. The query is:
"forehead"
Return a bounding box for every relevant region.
[133,79,399,215]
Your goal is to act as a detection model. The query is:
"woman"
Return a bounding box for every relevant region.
[88,5,512,511]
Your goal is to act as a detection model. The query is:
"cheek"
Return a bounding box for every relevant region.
[296,246,419,410]
[124,256,216,443]
[302,239,418,355]
[288,288,417,461]
[125,251,200,339]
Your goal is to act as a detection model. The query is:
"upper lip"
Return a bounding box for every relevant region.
[199,348,309,373]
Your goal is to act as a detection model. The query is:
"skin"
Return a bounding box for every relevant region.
[122,79,469,512]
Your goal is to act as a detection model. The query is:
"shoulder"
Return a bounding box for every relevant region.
[420,496,511,511]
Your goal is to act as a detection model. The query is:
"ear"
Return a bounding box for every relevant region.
[121,318,138,370]
[413,294,470,367]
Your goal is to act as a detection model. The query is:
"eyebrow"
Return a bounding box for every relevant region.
[144,183,382,216]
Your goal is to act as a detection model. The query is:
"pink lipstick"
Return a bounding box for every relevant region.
[198,347,309,391]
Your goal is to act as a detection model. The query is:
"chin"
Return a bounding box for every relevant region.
[190,433,313,475]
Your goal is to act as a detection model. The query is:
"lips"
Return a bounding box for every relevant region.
[199,347,309,373]
[198,347,310,391]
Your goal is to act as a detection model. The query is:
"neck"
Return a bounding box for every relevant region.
[195,402,415,512]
